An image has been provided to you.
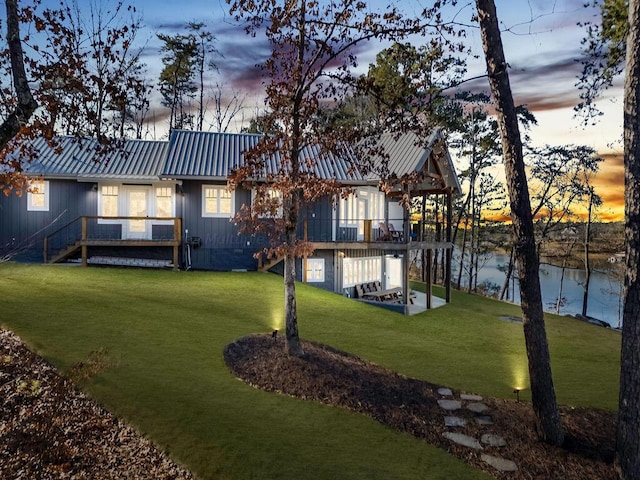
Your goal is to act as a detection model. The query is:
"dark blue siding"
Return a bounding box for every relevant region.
[180,180,261,270]
[0,180,95,262]
[300,197,335,242]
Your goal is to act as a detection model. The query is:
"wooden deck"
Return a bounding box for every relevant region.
[44,216,182,269]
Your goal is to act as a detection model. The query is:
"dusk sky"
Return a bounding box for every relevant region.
[36,0,626,221]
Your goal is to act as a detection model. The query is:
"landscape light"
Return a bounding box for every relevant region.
[513,388,521,402]
[272,329,278,341]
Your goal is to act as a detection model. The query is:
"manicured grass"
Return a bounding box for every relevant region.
[0,263,621,479]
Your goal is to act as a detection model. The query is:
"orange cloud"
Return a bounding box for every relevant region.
[592,152,624,221]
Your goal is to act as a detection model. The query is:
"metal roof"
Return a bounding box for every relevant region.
[15,130,459,194]
[367,130,462,195]
[21,136,167,181]
[162,130,365,182]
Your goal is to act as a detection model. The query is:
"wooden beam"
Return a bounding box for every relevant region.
[446,192,453,303]
[308,241,452,251]
[426,248,432,309]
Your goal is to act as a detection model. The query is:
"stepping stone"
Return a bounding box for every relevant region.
[437,387,453,396]
[460,393,483,401]
[443,432,483,450]
[481,434,507,447]
[466,402,489,413]
[444,416,467,427]
[481,454,518,472]
[438,399,462,411]
[475,415,494,425]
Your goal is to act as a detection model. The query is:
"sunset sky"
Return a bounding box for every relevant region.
[35,0,627,221]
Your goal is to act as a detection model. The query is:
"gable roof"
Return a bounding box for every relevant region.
[20,136,167,181]
[367,129,462,196]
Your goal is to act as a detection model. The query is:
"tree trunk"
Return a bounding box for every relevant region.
[556,259,567,315]
[284,244,304,357]
[456,215,468,290]
[0,0,38,149]
[500,245,514,301]
[616,0,640,477]
[475,0,564,446]
[582,191,594,317]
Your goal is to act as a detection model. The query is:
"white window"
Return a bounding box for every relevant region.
[27,180,49,211]
[156,187,173,218]
[306,258,325,283]
[253,187,283,218]
[203,185,234,217]
[339,188,384,227]
[100,185,119,217]
[339,194,357,227]
[342,256,381,287]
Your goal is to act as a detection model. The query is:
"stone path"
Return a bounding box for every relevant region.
[438,389,518,473]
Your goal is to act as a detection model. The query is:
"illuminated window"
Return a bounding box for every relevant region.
[202,185,234,217]
[306,258,325,283]
[339,194,357,227]
[342,256,381,287]
[156,187,173,218]
[100,185,119,217]
[252,187,283,218]
[27,180,49,211]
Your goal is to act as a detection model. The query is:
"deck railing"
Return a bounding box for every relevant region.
[44,216,182,267]
[300,217,442,244]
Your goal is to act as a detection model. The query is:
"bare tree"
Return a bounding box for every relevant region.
[209,83,246,133]
[475,0,565,446]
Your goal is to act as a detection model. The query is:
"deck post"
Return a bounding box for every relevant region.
[43,237,48,263]
[446,191,452,303]
[173,217,181,270]
[81,216,88,266]
[303,219,308,282]
[426,248,432,309]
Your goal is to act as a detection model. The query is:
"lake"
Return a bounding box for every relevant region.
[452,252,624,328]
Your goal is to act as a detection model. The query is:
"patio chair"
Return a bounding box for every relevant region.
[378,222,392,241]
[387,224,403,241]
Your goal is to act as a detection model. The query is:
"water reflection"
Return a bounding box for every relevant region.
[452,252,623,328]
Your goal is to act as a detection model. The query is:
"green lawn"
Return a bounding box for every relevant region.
[0,263,621,479]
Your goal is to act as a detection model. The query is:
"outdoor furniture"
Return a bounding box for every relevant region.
[387,224,403,241]
[378,223,402,241]
[362,287,402,302]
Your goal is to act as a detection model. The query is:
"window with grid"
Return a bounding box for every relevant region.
[202,185,233,217]
[27,180,49,211]
[100,185,118,217]
[156,187,173,218]
[341,256,381,287]
[305,258,325,283]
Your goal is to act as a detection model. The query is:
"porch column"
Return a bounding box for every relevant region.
[403,247,410,312]
[426,248,432,309]
[446,190,452,303]
[403,187,411,313]
[81,216,88,267]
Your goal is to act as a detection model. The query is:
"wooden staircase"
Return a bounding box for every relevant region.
[257,255,284,272]
[47,241,81,264]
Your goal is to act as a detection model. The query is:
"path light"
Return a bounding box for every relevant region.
[513,388,521,402]
[272,329,278,341]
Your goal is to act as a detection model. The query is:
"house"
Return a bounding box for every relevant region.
[0,130,461,313]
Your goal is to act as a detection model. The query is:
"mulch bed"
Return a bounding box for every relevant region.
[0,328,195,479]
[224,334,618,480]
